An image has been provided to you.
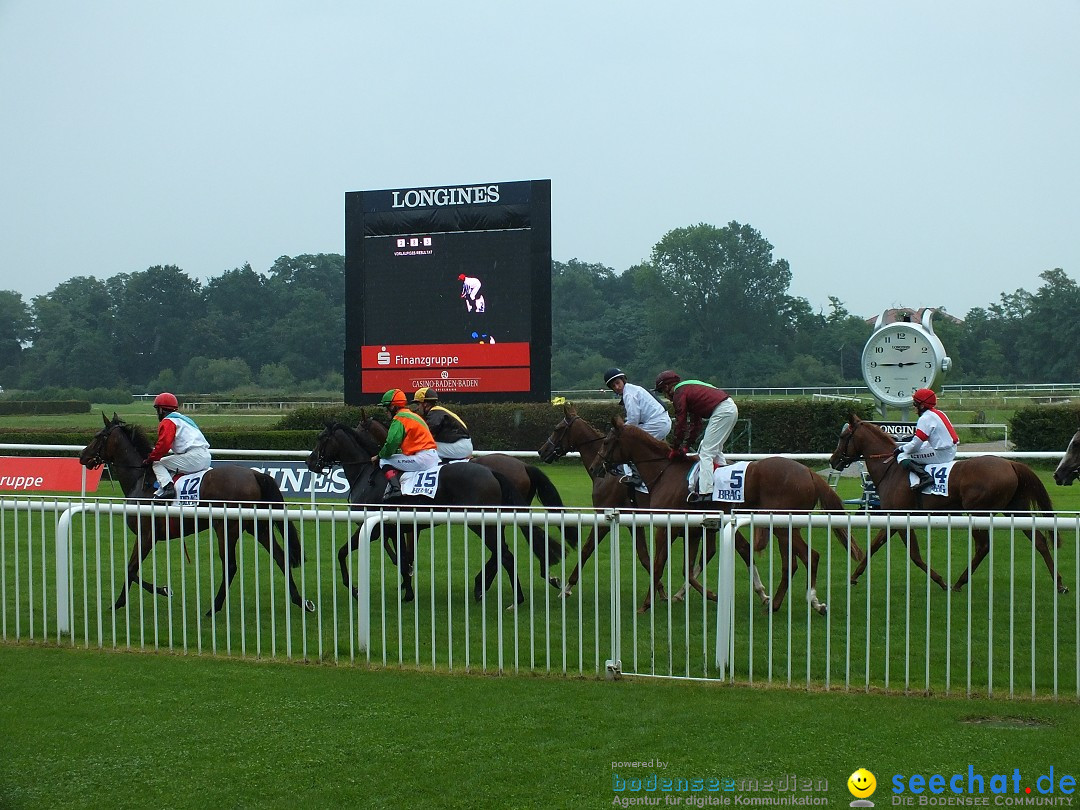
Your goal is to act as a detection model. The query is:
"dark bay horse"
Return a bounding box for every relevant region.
[306,422,563,607]
[80,414,314,616]
[830,414,1067,593]
[593,418,864,614]
[1054,429,1080,486]
[360,413,578,550]
[537,403,661,599]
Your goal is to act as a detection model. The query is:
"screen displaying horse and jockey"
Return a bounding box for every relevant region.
[344,179,552,403]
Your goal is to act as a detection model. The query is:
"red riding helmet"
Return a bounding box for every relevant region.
[654,370,681,392]
[153,392,179,411]
[458,274,466,281]
[912,388,937,408]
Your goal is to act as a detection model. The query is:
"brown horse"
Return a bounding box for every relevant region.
[1054,428,1080,486]
[830,413,1067,593]
[360,412,578,550]
[593,417,864,613]
[537,403,662,599]
[80,414,314,616]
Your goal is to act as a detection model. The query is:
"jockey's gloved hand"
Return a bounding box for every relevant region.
[668,447,686,460]
[142,458,152,467]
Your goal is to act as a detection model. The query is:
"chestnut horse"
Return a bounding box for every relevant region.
[537,403,663,599]
[1054,428,1080,486]
[593,418,864,613]
[307,422,562,608]
[830,414,1067,593]
[80,414,314,616]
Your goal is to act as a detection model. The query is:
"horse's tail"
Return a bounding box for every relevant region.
[492,469,563,565]
[812,471,866,562]
[254,471,304,567]
[525,464,578,549]
[1013,462,1060,547]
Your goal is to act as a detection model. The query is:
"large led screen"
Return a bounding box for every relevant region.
[344,180,551,403]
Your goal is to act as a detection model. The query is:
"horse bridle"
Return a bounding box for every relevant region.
[538,415,603,461]
[833,421,897,471]
[82,421,144,472]
[593,426,674,491]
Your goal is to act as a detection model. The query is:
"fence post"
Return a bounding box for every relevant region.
[606,508,621,678]
[714,516,738,677]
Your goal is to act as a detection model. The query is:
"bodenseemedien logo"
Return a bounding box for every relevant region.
[849,768,878,807]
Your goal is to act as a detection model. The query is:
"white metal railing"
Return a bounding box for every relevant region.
[3,495,1079,698]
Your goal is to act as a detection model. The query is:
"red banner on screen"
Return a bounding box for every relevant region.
[0,457,103,492]
[360,342,530,370]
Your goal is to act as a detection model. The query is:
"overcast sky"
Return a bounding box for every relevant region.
[1,1,1077,320]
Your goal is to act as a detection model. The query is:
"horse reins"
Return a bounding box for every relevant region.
[540,416,603,460]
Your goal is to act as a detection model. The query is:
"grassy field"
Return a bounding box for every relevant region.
[3,405,1080,808]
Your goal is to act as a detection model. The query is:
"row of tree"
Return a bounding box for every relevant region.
[0,223,1076,396]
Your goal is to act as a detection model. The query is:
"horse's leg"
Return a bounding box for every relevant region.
[252,518,315,612]
[850,527,891,586]
[115,528,169,609]
[1026,528,1069,594]
[525,523,562,590]
[641,528,671,613]
[952,529,991,592]
[500,529,526,609]
[731,530,769,605]
[634,527,666,601]
[789,530,825,615]
[338,527,363,599]
[678,528,720,604]
[398,531,415,603]
[562,524,606,597]
[471,524,500,602]
[900,529,949,591]
[208,521,239,617]
[767,529,815,614]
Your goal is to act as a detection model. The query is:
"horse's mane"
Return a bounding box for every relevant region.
[332,421,381,455]
[116,420,154,456]
[617,422,668,453]
[852,416,893,448]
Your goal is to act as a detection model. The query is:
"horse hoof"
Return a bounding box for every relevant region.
[161,587,173,598]
[849,578,860,587]
[303,599,316,612]
[474,591,483,603]
[705,590,718,603]
[951,585,964,593]
[1059,585,1070,595]
[559,586,573,599]
[815,604,828,616]
[402,592,414,604]
[351,587,361,601]
[547,577,561,590]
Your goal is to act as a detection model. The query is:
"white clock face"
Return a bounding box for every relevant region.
[862,324,941,406]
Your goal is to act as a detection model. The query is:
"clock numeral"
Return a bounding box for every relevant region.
[924,361,932,369]
[874,346,884,354]
[896,331,906,340]
[921,346,929,353]
[897,390,907,397]
[873,375,882,383]
[869,361,877,368]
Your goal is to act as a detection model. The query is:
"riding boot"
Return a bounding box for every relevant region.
[902,459,934,491]
[383,468,403,501]
[155,482,177,500]
[618,463,644,490]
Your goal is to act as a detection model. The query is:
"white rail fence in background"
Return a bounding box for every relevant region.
[2,495,1078,699]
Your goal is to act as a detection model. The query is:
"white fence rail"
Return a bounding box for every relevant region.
[2,495,1078,699]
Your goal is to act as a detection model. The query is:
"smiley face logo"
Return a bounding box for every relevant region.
[848,768,877,799]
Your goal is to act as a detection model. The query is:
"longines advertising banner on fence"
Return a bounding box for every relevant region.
[343,179,552,403]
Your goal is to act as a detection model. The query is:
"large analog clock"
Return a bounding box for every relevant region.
[862,310,951,407]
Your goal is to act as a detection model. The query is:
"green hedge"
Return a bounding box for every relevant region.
[274,400,874,454]
[0,400,91,415]
[1010,405,1080,451]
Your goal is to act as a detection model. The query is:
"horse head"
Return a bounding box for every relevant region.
[80,412,137,470]
[588,417,630,478]
[306,422,381,476]
[537,404,581,462]
[1054,429,1080,486]
[829,414,865,472]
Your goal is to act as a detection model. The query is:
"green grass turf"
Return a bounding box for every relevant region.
[3,643,1080,810]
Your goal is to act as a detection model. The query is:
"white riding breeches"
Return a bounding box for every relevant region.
[696,398,738,495]
[152,448,212,488]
